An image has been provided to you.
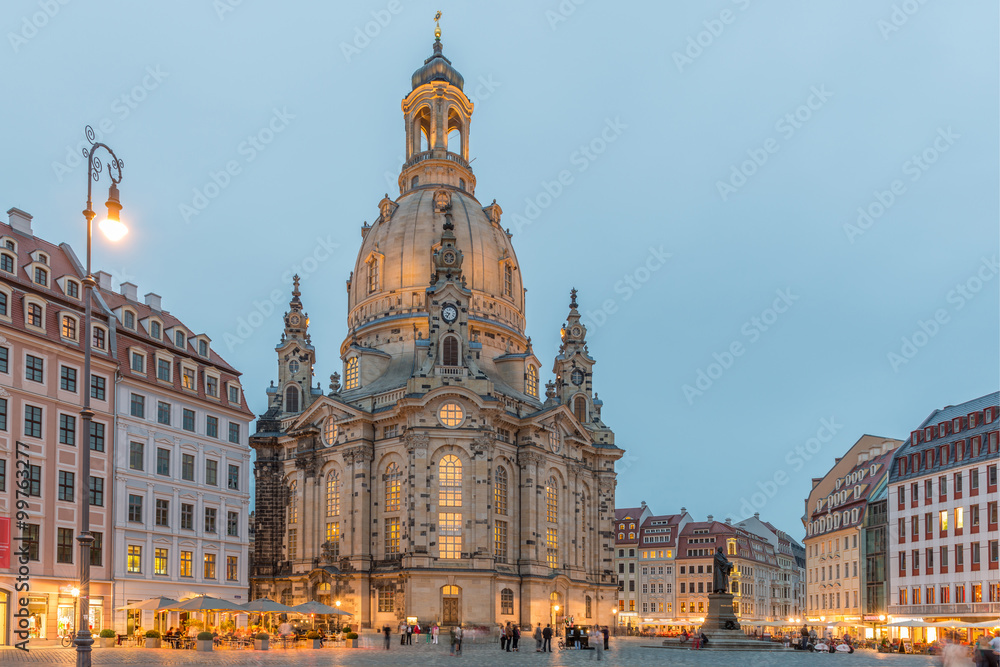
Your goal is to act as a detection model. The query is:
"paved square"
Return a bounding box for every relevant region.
[0,637,953,666]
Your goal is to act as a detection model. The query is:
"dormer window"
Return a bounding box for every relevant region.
[123,310,135,329]
[0,253,13,273]
[65,280,79,299]
[61,315,78,340]
[206,375,219,398]
[503,264,513,297]
[0,290,7,318]
[344,358,359,391]
[367,256,380,294]
[227,384,240,404]
[198,339,209,357]
[156,357,171,382]
[33,267,48,287]
[130,351,145,373]
[36,253,47,265]
[92,325,106,350]
[526,365,538,398]
[26,302,43,328]
[181,367,195,390]
[149,321,161,339]
[3,240,13,251]
[175,330,186,348]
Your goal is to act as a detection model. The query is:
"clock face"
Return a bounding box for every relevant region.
[442,304,458,323]
[288,360,300,374]
[571,326,582,337]
[571,369,584,386]
[289,314,301,326]
[443,250,457,265]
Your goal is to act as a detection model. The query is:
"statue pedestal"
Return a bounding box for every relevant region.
[657,594,788,652]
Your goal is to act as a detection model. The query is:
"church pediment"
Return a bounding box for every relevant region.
[290,394,370,432]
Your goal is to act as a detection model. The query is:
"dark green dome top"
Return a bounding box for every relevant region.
[411,41,464,91]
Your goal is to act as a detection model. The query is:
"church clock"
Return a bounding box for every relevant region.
[441,304,458,323]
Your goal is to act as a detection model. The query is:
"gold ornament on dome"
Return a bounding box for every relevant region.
[434,11,442,40]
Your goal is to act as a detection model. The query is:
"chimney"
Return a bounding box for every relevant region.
[754,512,760,519]
[7,208,33,235]
[707,515,713,522]
[120,282,138,302]
[144,292,162,311]
[725,517,732,524]
[94,271,113,291]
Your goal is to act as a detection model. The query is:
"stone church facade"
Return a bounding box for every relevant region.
[249,34,623,630]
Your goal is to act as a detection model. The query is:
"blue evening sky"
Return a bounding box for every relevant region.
[3,1,997,539]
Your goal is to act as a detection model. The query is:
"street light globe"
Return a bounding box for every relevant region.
[554,605,559,612]
[335,600,341,608]
[71,587,80,597]
[99,217,128,242]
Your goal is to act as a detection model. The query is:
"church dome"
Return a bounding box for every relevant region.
[347,187,525,335]
[411,40,464,91]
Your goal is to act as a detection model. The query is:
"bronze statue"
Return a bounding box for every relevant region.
[712,547,734,594]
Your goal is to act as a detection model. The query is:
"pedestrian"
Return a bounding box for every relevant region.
[973,635,990,667]
[425,623,432,643]
[455,623,464,655]
[512,624,520,652]
[602,625,609,650]
[500,623,508,651]
[406,623,413,645]
[399,621,406,645]
[692,630,701,650]
[988,632,1000,667]
[700,631,709,649]
[450,625,457,656]
[542,624,553,652]
[590,625,604,661]
[383,625,391,650]
[432,623,439,644]
[534,623,543,652]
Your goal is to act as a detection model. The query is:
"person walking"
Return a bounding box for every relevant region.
[432,623,439,645]
[590,626,604,661]
[450,625,457,656]
[399,621,406,645]
[406,623,413,645]
[425,623,431,643]
[512,624,520,652]
[602,626,609,651]
[542,624,553,652]
[534,623,543,652]
[455,624,464,656]
[500,623,508,651]
[383,625,391,650]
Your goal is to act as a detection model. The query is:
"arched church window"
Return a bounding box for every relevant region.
[573,395,587,423]
[526,366,538,398]
[285,385,300,413]
[324,417,338,446]
[288,480,298,524]
[439,455,462,507]
[326,471,340,516]
[344,358,359,390]
[384,462,401,512]
[459,178,466,191]
[446,127,462,154]
[546,477,558,523]
[500,588,514,615]
[411,176,419,189]
[442,336,459,366]
[503,264,513,297]
[494,467,508,516]
[367,256,379,294]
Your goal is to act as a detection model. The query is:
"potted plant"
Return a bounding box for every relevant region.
[254,632,270,650]
[345,631,359,648]
[98,628,116,648]
[307,630,322,649]
[342,625,352,634]
[196,631,214,652]
[144,629,161,648]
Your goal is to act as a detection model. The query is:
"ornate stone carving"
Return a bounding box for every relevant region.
[403,431,429,456]
[343,444,374,465]
[517,451,545,468]
[294,451,320,479]
[471,434,494,459]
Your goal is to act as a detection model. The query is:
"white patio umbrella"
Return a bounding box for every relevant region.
[117,597,179,611]
[292,600,353,616]
[172,595,245,611]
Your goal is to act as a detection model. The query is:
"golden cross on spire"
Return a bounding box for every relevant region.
[434,11,442,41]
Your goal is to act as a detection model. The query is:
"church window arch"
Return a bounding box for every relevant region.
[526,365,538,398]
[288,480,298,524]
[439,454,462,507]
[503,263,513,297]
[384,462,402,512]
[344,358,359,391]
[442,335,459,366]
[500,588,514,615]
[494,466,508,516]
[546,476,558,523]
[367,255,380,294]
[284,384,300,413]
[573,395,587,423]
[326,471,340,516]
[446,108,464,156]
[411,176,419,189]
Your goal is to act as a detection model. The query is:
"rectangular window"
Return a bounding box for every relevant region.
[227,464,239,490]
[957,506,964,530]
[58,470,74,502]
[182,409,195,432]
[227,511,239,537]
[940,510,948,532]
[288,529,298,560]
[205,459,218,486]
[0,347,7,374]
[157,401,171,425]
[150,321,161,339]
[206,415,218,438]
[61,316,75,339]
[129,441,144,470]
[89,476,104,506]
[23,524,39,561]
[56,528,74,563]
[60,366,77,392]
[91,327,105,349]
[547,527,558,568]
[226,556,238,581]
[123,311,134,329]
[24,405,42,439]
[385,517,400,556]
[155,499,169,527]
[206,376,218,397]
[228,385,240,403]
[378,590,394,613]
[90,374,106,400]
[156,448,170,476]
[27,464,41,496]
[90,531,102,567]
[205,554,215,579]
[0,398,6,432]
[439,513,461,559]
[182,368,195,390]
[326,522,340,559]
[128,494,143,522]
[89,421,105,451]
[972,542,980,565]
[127,545,142,573]
[495,520,508,563]
[154,548,168,575]
[204,507,217,533]
[130,393,145,418]
[59,414,76,446]
[228,422,240,444]
[180,503,194,530]
[180,551,192,577]
[0,460,6,492]
[181,454,195,481]
[130,352,144,373]
[157,358,171,382]
[25,355,43,382]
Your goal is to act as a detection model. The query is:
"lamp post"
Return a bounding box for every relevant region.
[76,125,126,667]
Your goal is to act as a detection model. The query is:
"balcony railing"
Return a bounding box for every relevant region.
[889,602,1000,615]
[402,150,470,171]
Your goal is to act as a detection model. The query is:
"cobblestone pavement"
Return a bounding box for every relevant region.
[0,637,953,666]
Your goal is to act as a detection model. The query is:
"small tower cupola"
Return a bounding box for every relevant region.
[274,275,316,415]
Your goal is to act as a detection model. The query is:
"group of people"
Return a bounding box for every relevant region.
[381,623,444,650]
[970,632,1000,667]
[679,629,709,649]
[499,622,521,651]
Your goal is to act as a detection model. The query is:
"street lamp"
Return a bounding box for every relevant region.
[75,125,125,667]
